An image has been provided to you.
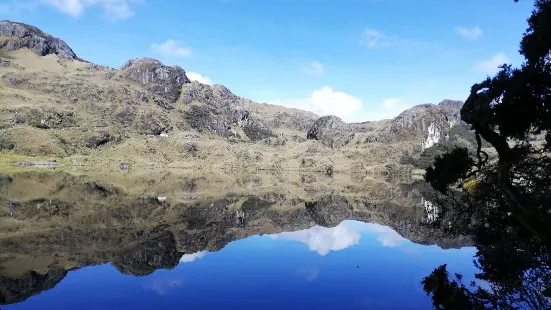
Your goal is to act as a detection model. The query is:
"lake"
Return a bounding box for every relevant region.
[0,170,477,309]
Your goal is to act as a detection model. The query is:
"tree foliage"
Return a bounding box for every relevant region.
[426,148,474,193]
[421,1,551,309]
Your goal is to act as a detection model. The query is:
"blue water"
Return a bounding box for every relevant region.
[3,221,477,310]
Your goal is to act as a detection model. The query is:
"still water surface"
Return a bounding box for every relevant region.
[2,221,476,310]
[0,170,477,309]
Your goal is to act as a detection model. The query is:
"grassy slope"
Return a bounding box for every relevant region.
[0,50,414,173]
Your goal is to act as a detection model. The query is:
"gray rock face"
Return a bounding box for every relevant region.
[111,231,181,277]
[232,109,251,127]
[0,20,78,60]
[270,110,318,132]
[0,269,68,305]
[438,99,464,123]
[120,58,190,104]
[307,115,354,148]
[385,101,463,134]
[181,81,240,107]
[384,104,449,134]
[438,99,464,110]
[183,105,229,137]
[180,82,260,137]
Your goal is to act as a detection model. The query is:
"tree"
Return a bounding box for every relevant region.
[421,1,551,309]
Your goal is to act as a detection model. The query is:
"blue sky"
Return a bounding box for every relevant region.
[0,0,535,122]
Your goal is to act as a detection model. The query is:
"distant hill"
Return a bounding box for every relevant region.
[0,20,475,172]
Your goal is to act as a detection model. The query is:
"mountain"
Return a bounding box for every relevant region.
[0,20,467,172]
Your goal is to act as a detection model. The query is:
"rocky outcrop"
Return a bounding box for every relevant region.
[180,83,263,138]
[377,101,464,149]
[183,105,229,137]
[303,101,465,152]
[0,21,79,60]
[384,104,450,134]
[179,82,268,138]
[120,58,190,104]
[181,82,240,108]
[0,269,68,305]
[270,110,317,132]
[438,99,464,122]
[307,115,354,148]
[110,231,181,276]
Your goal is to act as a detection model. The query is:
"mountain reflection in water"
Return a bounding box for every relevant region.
[0,170,476,309]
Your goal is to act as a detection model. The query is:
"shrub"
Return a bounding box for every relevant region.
[462,179,479,196]
[0,139,14,150]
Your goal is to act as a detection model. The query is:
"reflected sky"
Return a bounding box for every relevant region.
[3,221,477,310]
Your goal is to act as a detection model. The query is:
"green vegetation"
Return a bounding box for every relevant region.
[0,138,14,150]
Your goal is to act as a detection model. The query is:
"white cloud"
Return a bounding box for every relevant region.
[179,251,207,263]
[143,278,182,295]
[473,52,510,75]
[455,26,483,40]
[151,40,192,58]
[186,72,213,85]
[301,61,324,76]
[40,0,140,19]
[269,222,361,256]
[297,267,319,281]
[270,86,363,122]
[364,97,417,121]
[361,27,394,48]
[365,223,407,247]
[361,27,440,53]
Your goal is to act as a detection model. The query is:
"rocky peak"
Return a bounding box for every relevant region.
[385,104,450,133]
[374,101,466,150]
[120,58,190,103]
[438,99,464,123]
[0,20,79,60]
[438,99,464,110]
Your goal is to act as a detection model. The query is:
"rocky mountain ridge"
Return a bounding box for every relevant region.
[0,20,467,172]
[0,20,80,60]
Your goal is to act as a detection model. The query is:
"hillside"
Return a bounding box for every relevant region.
[0,20,472,173]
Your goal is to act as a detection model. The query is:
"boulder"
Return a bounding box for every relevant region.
[307,115,353,148]
[120,58,189,104]
[0,21,79,60]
